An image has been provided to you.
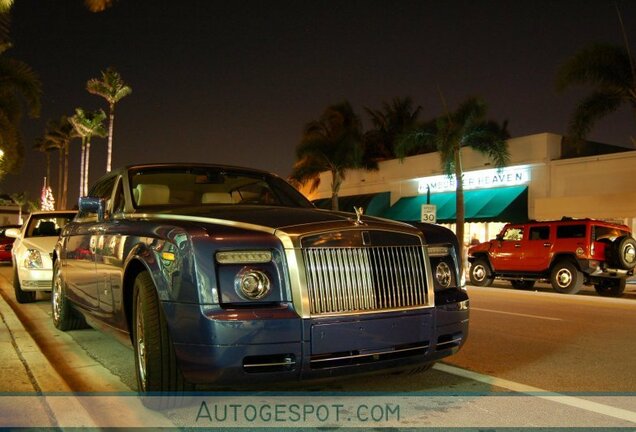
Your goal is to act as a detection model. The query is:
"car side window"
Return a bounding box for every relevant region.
[502,227,523,241]
[556,224,586,239]
[529,226,550,241]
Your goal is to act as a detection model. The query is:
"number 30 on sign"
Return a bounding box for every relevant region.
[421,204,437,224]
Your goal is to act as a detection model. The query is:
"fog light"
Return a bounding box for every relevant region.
[217,250,272,264]
[235,269,271,300]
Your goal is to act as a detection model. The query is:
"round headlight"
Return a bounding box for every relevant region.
[435,261,452,288]
[235,269,271,300]
[24,249,43,269]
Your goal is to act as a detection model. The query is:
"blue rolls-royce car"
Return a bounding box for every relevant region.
[52,163,469,392]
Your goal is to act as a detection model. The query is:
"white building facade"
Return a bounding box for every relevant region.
[304,132,636,245]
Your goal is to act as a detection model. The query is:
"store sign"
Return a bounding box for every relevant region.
[421,204,437,223]
[417,165,531,194]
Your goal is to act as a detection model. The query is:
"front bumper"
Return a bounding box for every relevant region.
[163,299,469,386]
[17,267,53,291]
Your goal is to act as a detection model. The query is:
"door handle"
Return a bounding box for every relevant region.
[543,242,552,247]
[514,243,521,248]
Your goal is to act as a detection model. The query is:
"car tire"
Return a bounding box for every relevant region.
[550,261,583,294]
[132,271,193,393]
[469,258,494,287]
[52,260,87,331]
[610,236,636,270]
[594,278,626,297]
[511,280,535,290]
[13,264,35,304]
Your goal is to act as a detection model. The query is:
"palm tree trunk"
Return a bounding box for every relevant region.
[106,103,115,172]
[63,143,69,209]
[45,153,50,187]
[331,169,341,211]
[57,149,63,209]
[79,139,86,198]
[454,146,465,275]
[84,140,91,195]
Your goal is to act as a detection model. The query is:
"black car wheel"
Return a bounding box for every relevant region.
[550,261,583,294]
[132,271,192,393]
[469,258,494,287]
[13,263,35,304]
[511,280,535,290]
[594,278,626,297]
[52,260,86,331]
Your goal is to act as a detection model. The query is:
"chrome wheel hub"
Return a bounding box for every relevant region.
[623,244,636,265]
[135,298,147,391]
[52,274,62,322]
[472,265,486,282]
[556,268,572,288]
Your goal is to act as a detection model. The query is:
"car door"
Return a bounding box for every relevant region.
[63,176,118,311]
[94,176,126,323]
[489,225,525,271]
[523,224,552,271]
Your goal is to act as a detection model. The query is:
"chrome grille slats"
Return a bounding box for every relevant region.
[302,245,429,315]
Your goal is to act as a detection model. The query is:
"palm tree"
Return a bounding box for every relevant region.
[34,136,58,190]
[44,116,78,209]
[69,108,107,196]
[87,67,132,172]
[290,101,377,211]
[396,97,510,272]
[556,42,635,147]
[363,97,423,160]
[0,12,41,179]
[10,191,27,224]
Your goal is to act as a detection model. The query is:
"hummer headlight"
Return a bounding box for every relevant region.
[24,249,43,269]
[235,268,271,300]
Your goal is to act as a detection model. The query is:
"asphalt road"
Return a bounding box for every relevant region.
[2,263,636,428]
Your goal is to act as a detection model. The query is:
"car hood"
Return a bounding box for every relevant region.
[20,236,58,253]
[143,205,417,234]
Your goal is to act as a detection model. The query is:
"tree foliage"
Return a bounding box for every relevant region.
[290,101,377,211]
[556,43,635,145]
[363,97,422,160]
[396,97,510,271]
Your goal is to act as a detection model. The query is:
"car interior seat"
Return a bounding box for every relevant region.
[134,184,170,206]
[201,192,233,204]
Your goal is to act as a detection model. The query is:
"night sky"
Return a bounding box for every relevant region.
[2,0,636,206]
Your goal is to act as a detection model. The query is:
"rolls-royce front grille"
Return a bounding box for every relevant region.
[302,246,429,315]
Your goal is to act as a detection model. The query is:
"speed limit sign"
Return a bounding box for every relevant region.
[421,204,437,224]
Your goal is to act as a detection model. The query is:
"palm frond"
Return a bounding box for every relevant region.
[0,57,42,117]
[556,43,633,91]
[568,90,624,140]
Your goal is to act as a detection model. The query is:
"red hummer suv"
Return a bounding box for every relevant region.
[467,218,636,296]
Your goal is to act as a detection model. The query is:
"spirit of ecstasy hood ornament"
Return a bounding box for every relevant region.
[353,206,365,225]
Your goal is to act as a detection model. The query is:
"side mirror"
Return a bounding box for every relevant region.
[79,196,106,222]
[5,228,20,239]
[495,234,503,241]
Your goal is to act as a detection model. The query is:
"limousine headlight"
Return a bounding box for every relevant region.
[235,268,271,300]
[24,249,43,269]
[427,244,457,291]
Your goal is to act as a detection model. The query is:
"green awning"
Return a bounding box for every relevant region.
[312,192,391,217]
[382,186,528,223]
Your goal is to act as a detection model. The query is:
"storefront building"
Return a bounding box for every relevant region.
[306,132,636,245]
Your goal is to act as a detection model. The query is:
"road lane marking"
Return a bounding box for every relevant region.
[435,363,636,424]
[472,307,563,321]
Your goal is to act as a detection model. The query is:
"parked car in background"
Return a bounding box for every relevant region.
[7,211,77,303]
[468,218,636,296]
[0,225,21,262]
[52,163,469,392]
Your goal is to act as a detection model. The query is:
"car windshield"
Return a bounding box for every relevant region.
[129,167,313,209]
[25,213,76,238]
